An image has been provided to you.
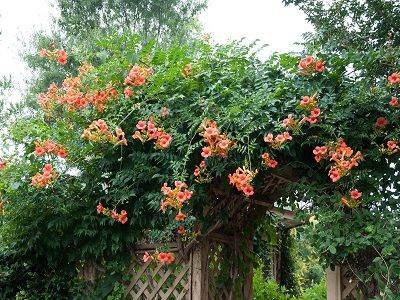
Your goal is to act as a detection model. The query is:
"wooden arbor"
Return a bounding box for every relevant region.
[123,174,293,300]
[121,169,376,300]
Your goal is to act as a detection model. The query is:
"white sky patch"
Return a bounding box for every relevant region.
[199,0,313,55]
[0,0,57,101]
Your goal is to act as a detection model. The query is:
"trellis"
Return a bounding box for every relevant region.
[193,232,253,300]
[123,232,253,300]
[124,243,190,299]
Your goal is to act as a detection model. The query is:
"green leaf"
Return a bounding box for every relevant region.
[328,245,337,255]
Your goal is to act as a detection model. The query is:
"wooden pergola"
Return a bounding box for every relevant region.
[120,173,364,299]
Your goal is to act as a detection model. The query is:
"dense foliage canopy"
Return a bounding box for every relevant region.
[1,32,399,297]
[57,0,206,41]
[1,0,400,298]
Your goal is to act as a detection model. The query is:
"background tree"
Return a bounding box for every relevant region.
[282,0,400,77]
[56,0,207,43]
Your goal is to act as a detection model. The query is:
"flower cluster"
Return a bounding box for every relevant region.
[39,43,68,65]
[182,63,192,79]
[193,160,212,183]
[58,76,87,111]
[298,55,325,75]
[83,84,119,112]
[264,132,292,149]
[329,143,363,182]
[60,76,118,112]
[31,164,58,188]
[312,146,328,163]
[96,203,128,224]
[160,181,193,221]
[193,160,206,177]
[314,139,363,182]
[228,166,258,197]
[124,87,134,98]
[34,140,68,158]
[0,160,6,170]
[78,64,95,74]
[388,72,400,85]
[281,98,321,132]
[280,117,303,136]
[124,65,153,87]
[261,153,278,168]
[389,97,399,107]
[372,117,389,139]
[81,119,127,146]
[341,189,362,208]
[177,226,185,235]
[38,82,59,115]
[143,251,175,265]
[381,140,399,155]
[299,95,321,124]
[132,119,172,149]
[38,65,119,114]
[199,120,234,158]
[282,114,297,129]
[375,117,388,128]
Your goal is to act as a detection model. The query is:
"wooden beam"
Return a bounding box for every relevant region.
[269,206,295,220]
[134,242,178,251]
[243,198,298,220]
[244,198,273,208]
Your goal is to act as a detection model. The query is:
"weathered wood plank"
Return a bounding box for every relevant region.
[191,241,210,300]
[327,266,341,300]
[342,280,358,299]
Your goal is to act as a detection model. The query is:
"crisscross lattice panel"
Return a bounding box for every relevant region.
[341,267,360,299]
[206,233,252,300]
[124,245,190,300]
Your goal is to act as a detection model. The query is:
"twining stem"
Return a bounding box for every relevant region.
[372,244,390,299]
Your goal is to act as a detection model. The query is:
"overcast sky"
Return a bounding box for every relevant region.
[199,0,312,53]
[0,0,312,101]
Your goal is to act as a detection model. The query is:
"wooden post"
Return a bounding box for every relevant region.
[191,242,208,300]
[271,229,282,284]
[327,266,341,300]
[243,254,253,299]
[246,237,254,299]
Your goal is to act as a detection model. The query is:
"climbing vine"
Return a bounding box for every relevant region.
[1,34,399,297]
